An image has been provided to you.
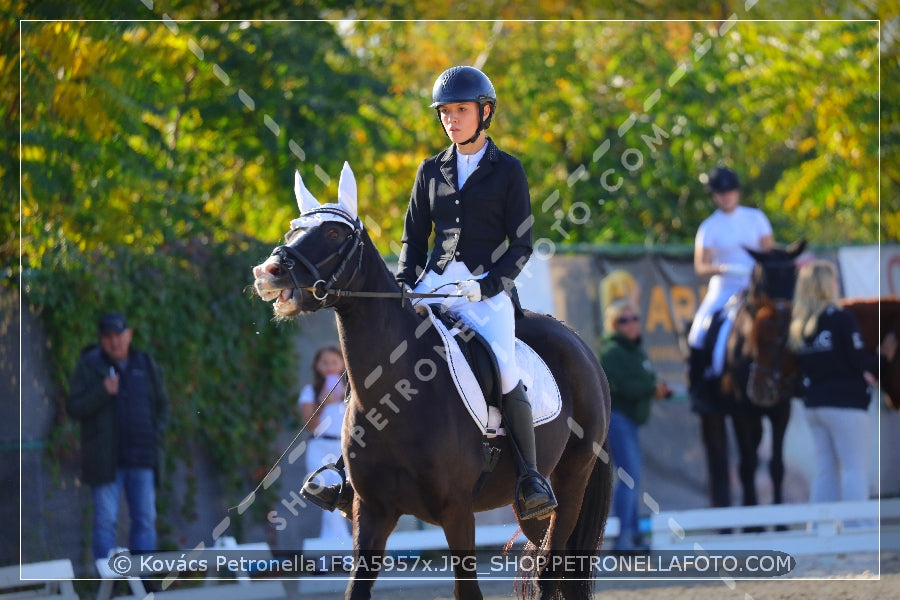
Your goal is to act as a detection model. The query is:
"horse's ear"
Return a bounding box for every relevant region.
[337,161,358,220]
[787,238,807,259]
[745,246,763,263]
[294,170,321,214]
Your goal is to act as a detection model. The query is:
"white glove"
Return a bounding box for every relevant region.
[720,263,752,277]
[458,280,482,302]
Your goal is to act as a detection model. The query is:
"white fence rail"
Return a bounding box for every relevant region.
[0,560,78,600]
[651,499,885,555]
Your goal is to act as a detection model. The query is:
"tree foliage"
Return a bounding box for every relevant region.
[324,18,883,247]
[7,8,890,266]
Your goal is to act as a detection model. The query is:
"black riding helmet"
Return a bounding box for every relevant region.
[705,167,740,193]
[430,66,497,145]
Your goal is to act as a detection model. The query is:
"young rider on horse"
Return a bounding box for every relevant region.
[300,65,557,521]
[686,166,773,510]
[687,166,774,408]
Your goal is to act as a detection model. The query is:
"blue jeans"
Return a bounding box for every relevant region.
[608,410,642,548]
[92,467,157,560]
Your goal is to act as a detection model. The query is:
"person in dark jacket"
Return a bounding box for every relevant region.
[788,261,877,502]
[67,312,169,561]
[598,299,671,550]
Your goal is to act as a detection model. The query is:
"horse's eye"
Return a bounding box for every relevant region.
[326,227,340,241]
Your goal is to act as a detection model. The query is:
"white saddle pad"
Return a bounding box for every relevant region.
[424,305,562,437]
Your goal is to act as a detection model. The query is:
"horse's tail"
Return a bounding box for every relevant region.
[563,441,613,596]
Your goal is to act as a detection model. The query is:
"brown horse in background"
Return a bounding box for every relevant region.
[720,241,806,511]
[842,297,900,410]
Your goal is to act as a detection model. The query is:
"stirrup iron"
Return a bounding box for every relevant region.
[300,463,348,512]
[513,472,558,520]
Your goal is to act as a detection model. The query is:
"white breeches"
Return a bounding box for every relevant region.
[688,275,746,349]
[413,261,519,394]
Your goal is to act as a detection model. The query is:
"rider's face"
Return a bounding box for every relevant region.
[712,190,740,213]
[438,102,485,145]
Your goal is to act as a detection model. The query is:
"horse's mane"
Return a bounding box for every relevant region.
[358,226,421,318]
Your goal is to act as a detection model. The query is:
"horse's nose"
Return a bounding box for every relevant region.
[253,258,283,279]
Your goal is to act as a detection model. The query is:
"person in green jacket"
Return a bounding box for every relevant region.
[598,299,671,551]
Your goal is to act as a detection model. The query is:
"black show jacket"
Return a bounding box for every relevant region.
[396,138,533,299]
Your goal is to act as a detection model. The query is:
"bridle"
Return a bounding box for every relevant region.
[748,297,796,405]
[744,257,799,406]
[269,207,365,306]
[269,206,463,305]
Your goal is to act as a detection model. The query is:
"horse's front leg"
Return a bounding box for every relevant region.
[732,407,762,507]
[440,503,482,600]
[769,403,791,506]
[345,498,400,600]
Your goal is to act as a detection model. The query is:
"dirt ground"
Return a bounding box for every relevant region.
[305,552,899,600]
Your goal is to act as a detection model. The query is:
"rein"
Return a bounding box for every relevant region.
[301,285,465,301]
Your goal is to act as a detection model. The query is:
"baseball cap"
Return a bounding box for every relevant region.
[98,313,128,335]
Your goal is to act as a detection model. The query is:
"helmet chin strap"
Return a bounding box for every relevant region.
[459,127,483,146]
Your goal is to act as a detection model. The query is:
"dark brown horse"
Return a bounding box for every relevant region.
[720,241,806,510]
[842,296,900,410]
[252,164,612,600]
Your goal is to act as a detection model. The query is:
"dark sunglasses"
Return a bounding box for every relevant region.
[616,315,640,325]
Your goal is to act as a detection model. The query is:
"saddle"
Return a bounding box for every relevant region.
[434,309,502,410]
[701,293,744,381]
[420,303,562,436]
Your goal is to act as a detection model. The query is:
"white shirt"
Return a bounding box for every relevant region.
[298,384,345,438]
[695,205,773,289]
[456,143,488,189]
[687,205,773,349]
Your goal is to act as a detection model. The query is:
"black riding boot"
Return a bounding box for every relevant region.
[502,381,558,520]
[300,459,354,519]
[687,346,709,412]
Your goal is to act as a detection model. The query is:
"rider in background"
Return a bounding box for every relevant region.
[395,65,556,520]
[687,166,773,508]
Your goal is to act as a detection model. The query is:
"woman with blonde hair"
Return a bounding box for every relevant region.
[598,298,671,550]
[788,260,876,502]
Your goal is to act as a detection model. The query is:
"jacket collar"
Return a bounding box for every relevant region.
[440,137,498,190]
[604,332,643,349]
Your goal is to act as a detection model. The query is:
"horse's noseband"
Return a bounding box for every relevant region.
[270,207,364,305]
